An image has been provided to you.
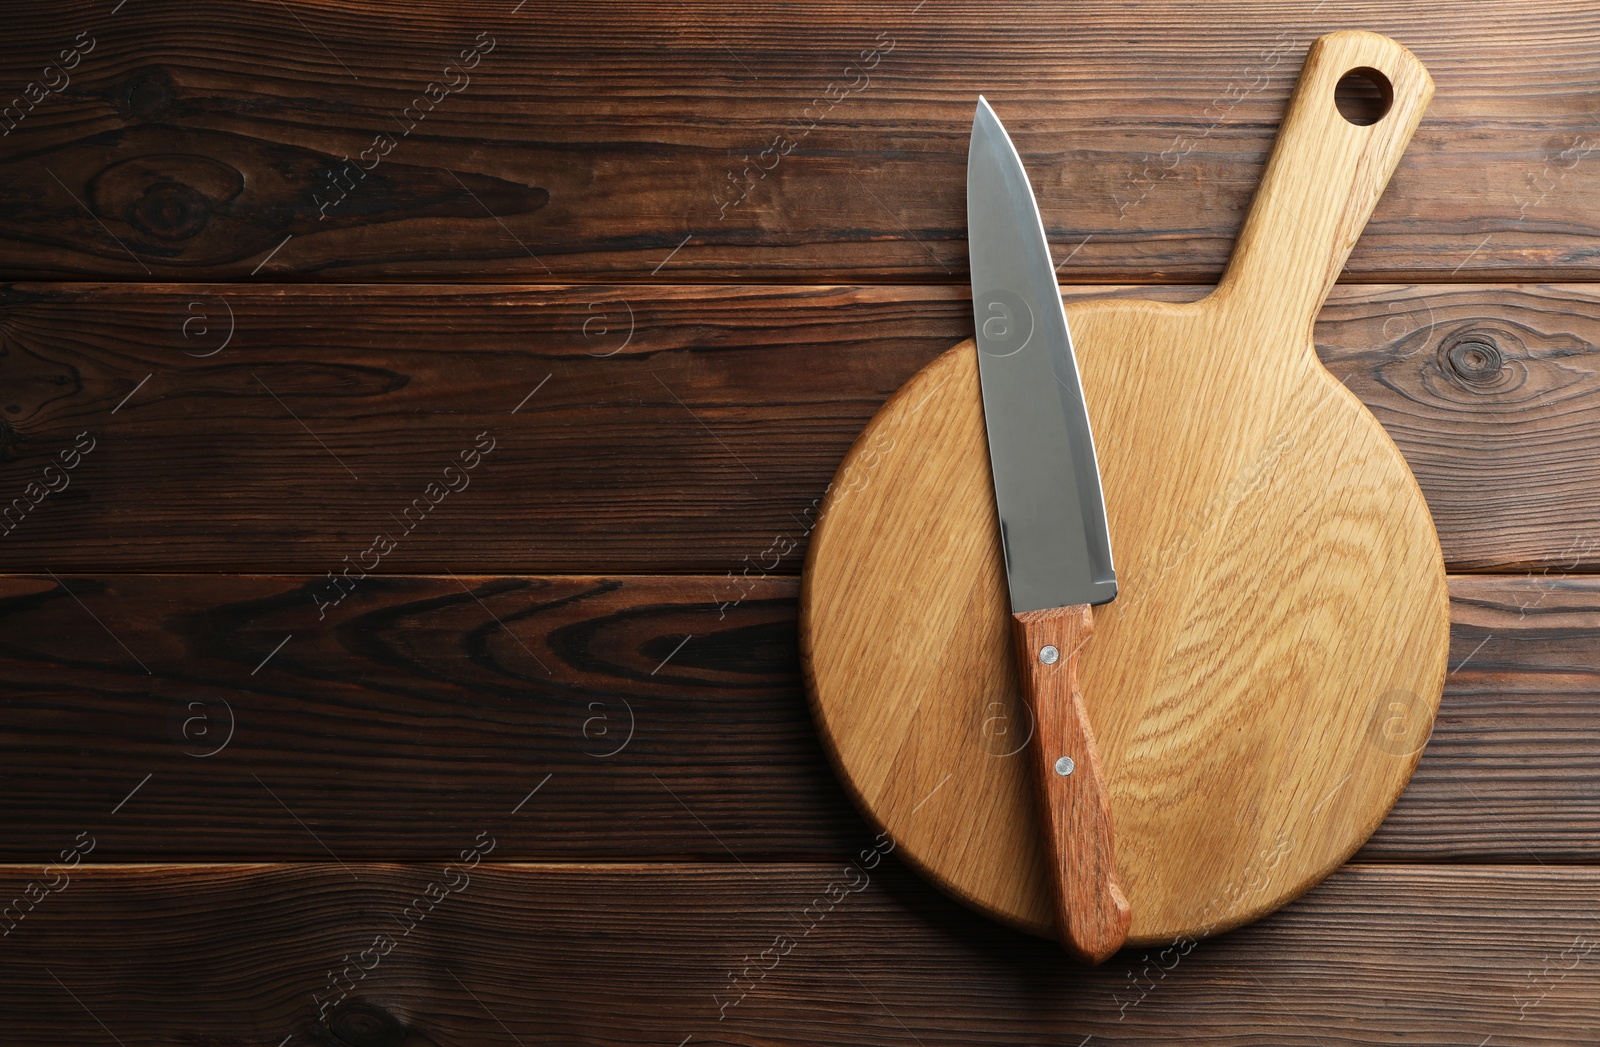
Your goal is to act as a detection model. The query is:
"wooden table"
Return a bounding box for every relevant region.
[2,2,1598,1043]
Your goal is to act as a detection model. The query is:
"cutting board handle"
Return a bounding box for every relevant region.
[1213,31,1433,340]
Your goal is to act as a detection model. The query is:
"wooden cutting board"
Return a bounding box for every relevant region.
[800,31,1450,947]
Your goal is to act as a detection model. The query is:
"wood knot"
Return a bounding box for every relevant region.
[1410,320,1586,409]
[114,68,175,120]
[1442,334,1506,387]
[328,1000,408,1047]
[88,153,244,244]
[131,181,212,241]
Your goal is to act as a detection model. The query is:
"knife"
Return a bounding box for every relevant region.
[967,96,1129,964]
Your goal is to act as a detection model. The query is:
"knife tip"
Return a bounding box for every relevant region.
[973,95,996,134]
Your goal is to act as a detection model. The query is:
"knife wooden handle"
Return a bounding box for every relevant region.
[1011,603,1129,964]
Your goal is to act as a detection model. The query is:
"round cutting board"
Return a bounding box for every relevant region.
[800,31,1449,947]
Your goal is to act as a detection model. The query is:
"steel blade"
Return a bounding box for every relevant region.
[967,96,1116,612]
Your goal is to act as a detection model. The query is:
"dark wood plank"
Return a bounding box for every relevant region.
[3,2,1600,281]
[0,860,1594,1045]
[2,571,1597,862]
[0,281,961,574]
[0,573,865,861]
[3,282,1599,572]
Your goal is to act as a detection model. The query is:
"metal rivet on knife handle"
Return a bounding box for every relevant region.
[1054,756,1075,777]
[1039,645,1059,665]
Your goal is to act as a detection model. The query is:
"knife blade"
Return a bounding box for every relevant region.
[967,95,1130,964]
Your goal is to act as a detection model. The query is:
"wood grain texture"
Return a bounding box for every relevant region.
[0,572,1595,863]
[0,861,1596,1046]
[0,0,1592,1034]
[5,282,1600,573]
[804,32,1451,945]
[1011,605,1129,962]
[0,572,864,861]
[4,2,1600,281]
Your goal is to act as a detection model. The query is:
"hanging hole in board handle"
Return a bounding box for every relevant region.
[1334,66,1393,126]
